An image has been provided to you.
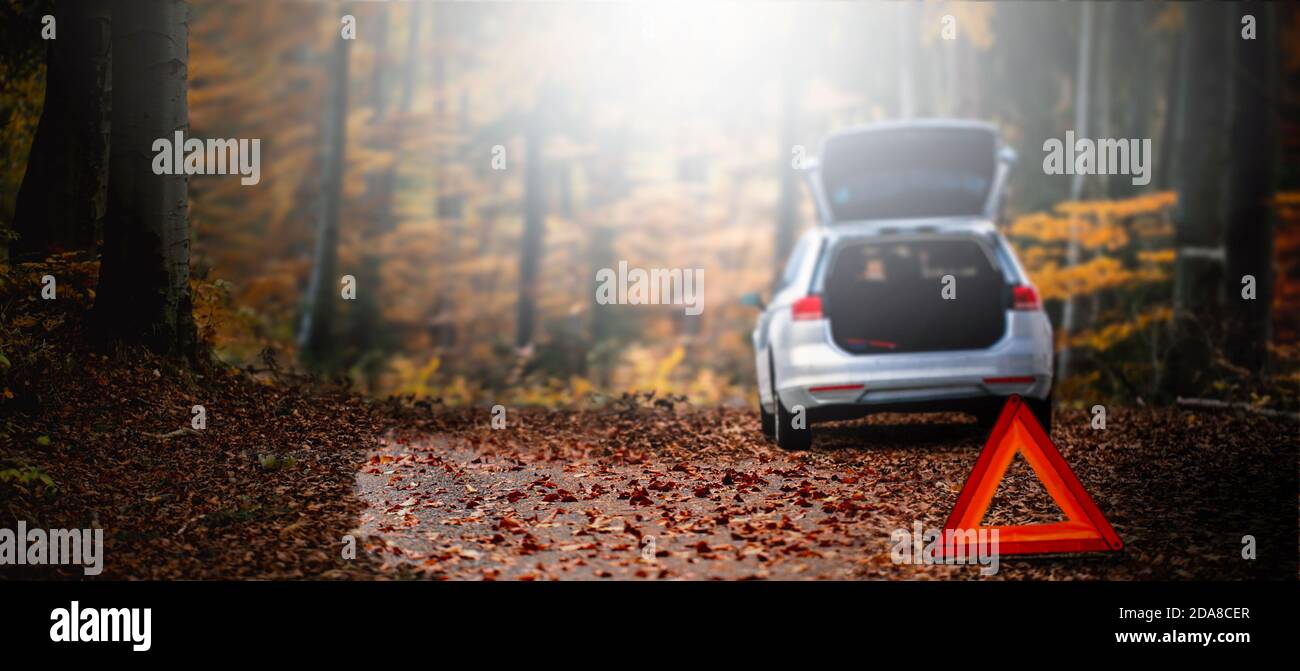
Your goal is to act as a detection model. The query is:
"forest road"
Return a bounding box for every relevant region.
[354,406,1296,580]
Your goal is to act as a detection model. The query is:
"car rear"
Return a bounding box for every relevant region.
[769,223,1052,422]
[757,120,1053,449]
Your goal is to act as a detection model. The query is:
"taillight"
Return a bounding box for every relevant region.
[1011,285,1040,311]
[792,295,823,321]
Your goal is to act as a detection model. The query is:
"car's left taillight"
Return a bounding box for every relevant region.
[1011,285,1041,311]
[791,295,823,321]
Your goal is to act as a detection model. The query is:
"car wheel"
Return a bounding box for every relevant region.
[759,398,775,438]
[775,397,812,451]
[1026,393,1053,437]
[771,365,812,451]
[974,406,1000,431]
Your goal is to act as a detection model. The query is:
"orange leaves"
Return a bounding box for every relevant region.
[1272,191,1300,342]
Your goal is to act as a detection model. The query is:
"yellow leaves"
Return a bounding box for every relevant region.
[568,376,593,400]
[1008,212,1072,244]
[1030,256,1166,301]
[1010,192,1176,251]
[1010,191,1178,303]
[1054,192,1177,219]
[1008,212,1127,251]
[1137,249,1175,265]
[388,354,447,400]
[1067,306,1174,352]
[656,345,686,387]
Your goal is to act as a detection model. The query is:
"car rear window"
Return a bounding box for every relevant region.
[820,128,996,222]
[823,236,1007,353]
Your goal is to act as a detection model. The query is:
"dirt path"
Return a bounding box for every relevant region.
[354,405,1298,580]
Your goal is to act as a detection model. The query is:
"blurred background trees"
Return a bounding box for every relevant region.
[0,0,1296,410]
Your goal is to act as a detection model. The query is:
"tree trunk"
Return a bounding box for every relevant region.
[515,103,545,351]
[1162,1,1231,397]
[773,65,800,285]
[1056,1,1093,381]
[1110,1,1156,200]
[297,9,352,367]
[430,1,446,204]
[347,4,392,368]
[92,0,196,361]
[1091,1,1114,199]
[11,0,111,261]
[1172,1,1230,313]
[1155,23,1182,191]
[1223,3,1278,375]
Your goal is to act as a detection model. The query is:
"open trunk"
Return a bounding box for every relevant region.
[819,123,999,223]
[825,237,1007,354]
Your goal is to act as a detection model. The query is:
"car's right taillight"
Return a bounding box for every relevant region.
[792,295,823,321]
[1011,285,1041,311]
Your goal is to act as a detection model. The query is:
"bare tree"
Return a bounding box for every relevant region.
[1172,1,1230,313]
[1055,0,1093,381]
[298,4,352,367]
[1224,4,1279,374]
[92,0,196,360]
[515,94,547,352]
[11,0,111,261]
[773,64,801,285]
[1160,1,1231,397]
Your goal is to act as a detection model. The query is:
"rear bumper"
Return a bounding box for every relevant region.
[772,311,1053,414]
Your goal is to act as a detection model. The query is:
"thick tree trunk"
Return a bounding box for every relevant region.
[1162,1,1231,397]
[1172,2,1230,313]
[297,11,352,367]
[92,0,196,360]
[1223,4,1278,374]
[11,0,111,261]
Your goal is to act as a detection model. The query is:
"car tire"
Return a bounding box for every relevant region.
[759,399,775,438]
[775,398,812,451]
[771,369,812,451]
[1026,393,1053,437]
[977,395,1053,436]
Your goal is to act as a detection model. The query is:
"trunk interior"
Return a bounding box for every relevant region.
[825,236,1007,354]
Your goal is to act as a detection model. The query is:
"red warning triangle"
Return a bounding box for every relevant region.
[940,395,1122,556]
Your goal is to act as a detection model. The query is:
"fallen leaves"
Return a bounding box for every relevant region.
[352,404,1297,581]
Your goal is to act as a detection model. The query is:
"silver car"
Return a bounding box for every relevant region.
[744,120,1053,450]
